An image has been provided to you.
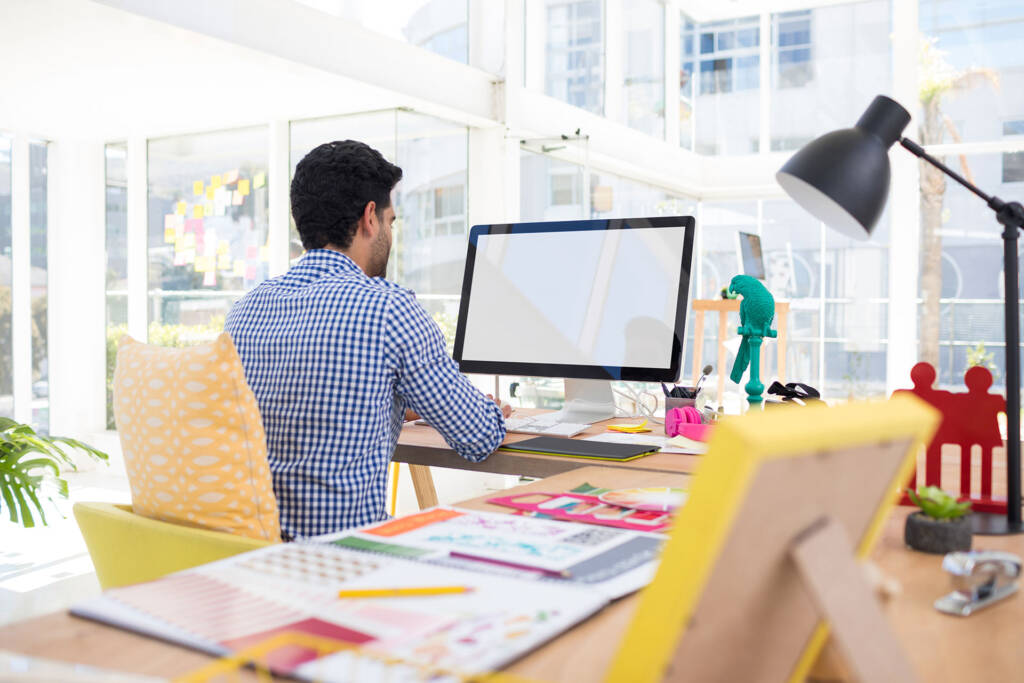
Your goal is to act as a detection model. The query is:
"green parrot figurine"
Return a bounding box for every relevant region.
[727,275,777,405]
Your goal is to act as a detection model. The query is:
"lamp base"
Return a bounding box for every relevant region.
[970,511,1024,536]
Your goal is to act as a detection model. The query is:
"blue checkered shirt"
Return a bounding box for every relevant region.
[225,249,505,539]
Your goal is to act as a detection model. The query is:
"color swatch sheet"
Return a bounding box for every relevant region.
[324,506,663,599]
[71,541,606,682]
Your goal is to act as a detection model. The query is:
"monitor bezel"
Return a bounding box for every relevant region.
[736,231,766,280]
[452,216,695,382]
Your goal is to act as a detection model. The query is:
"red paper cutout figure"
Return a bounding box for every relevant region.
[893,362,1007,512]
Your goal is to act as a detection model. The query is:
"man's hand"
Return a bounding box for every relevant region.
[487,394,513,418]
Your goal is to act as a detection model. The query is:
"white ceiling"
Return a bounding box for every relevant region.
[0,0,400,141]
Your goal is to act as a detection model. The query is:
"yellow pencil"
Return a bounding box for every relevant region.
[337,586,473,599]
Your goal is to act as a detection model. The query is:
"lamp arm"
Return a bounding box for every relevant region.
[899,137,1024,229]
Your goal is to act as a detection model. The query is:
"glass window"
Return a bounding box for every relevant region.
[0,136,10,419]
[622,0,664,138]
[683,13,761,155]
[147,127,269,339]
[29,142,47,433]
[290,110,469,336]
[680,14,696,150]
[919,0,1024,144]
[918,152,1018,389]
[545,0,604,114]
[1002,119,1024,183]
[770,1,891,153]
[520,149,585,221]
[105,143,127,429]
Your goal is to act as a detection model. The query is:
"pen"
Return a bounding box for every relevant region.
[338,586,474,598]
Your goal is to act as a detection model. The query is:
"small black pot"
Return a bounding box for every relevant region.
[904,512,972,554]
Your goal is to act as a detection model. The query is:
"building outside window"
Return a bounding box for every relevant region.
[546,0,604,114]
[622,0,664,138]
[682,12,761,155]
[774,10,812,89]
[1002,120,1024,183]
[147,127,270,336]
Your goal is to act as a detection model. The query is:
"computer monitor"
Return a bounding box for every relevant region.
[453,216,695,423]
[736,231,766,280]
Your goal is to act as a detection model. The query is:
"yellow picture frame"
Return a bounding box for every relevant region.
[606,395,938,683]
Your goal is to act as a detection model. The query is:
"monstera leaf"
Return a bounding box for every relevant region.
[0,417,108,527]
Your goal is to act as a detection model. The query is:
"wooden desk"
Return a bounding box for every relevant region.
[3,467,1023,682]
[393,409,702,507]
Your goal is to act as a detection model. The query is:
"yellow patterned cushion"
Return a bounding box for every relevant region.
[113,332,280,541]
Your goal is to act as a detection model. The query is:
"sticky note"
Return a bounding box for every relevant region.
[205,185,216,201]
[217,239,229,256]
[193,180,204,196]
[164,226,176,243]
[238,179,250,196]
[175,201,187,216]
[246,245,259,260]
[184,233,197,249]
[245,265,258,280]
[233,259,246,277]
[192,204,204,219]
[204,200,214,216]
[211,174,222,189]
[232,190,243,206]
[203,270,216,287]
[260,245,270,262]
[254,171,266,189]
[195,255,212,273]
[174,236,186,253]
[223,169,239,185]
[218,253,232,270]
[182,248,196,265]
[185,218,202,233]
[164,214,175,229]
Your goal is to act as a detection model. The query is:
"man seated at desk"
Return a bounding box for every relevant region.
[226,140,509,540]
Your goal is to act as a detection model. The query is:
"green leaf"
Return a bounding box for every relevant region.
[0,417,18,432]
[0,478,19,524]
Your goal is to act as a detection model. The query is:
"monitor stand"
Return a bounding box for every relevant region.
[549,379,617,425]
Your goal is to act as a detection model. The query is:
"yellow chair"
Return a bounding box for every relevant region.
[74,502,276,590]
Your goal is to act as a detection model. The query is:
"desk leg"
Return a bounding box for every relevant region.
[408,464,439,509]
[777,310,788,383]
[691,311,705,385]
[717,311,729,404]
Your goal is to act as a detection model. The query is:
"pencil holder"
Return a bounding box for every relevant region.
[665,392,699,412]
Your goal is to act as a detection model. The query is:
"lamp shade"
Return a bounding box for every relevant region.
[776,95,911,239]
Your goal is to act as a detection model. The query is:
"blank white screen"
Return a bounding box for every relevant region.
[461,227,686,368]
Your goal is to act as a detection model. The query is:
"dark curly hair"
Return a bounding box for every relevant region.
[290,140,403,250]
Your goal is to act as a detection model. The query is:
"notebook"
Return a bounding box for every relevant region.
[500,435,660,461]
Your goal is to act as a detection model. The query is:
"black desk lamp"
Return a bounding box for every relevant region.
[777,94,1024,535]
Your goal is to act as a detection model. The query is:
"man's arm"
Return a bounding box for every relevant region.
[384,292,506,461]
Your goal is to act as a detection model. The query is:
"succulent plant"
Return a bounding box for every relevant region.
[907,485,971,521]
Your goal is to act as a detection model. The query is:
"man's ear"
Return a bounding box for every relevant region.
[358,200,378,238]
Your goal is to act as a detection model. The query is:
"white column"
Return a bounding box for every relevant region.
[886,0,920,393]
[604,0,624,123]
[664,5,680,147]
[10,137,31,425]
[469,127,512,226]
[523,0,546,93]
[126,136,148,341]
[47,140,107,437]
[758,12,771,154]
[268,120,290,277]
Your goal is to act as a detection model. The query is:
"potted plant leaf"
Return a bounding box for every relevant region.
[904,485,972,554]
[0,417,108,527]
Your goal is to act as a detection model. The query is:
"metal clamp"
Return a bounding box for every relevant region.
[934,550,1021,616]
